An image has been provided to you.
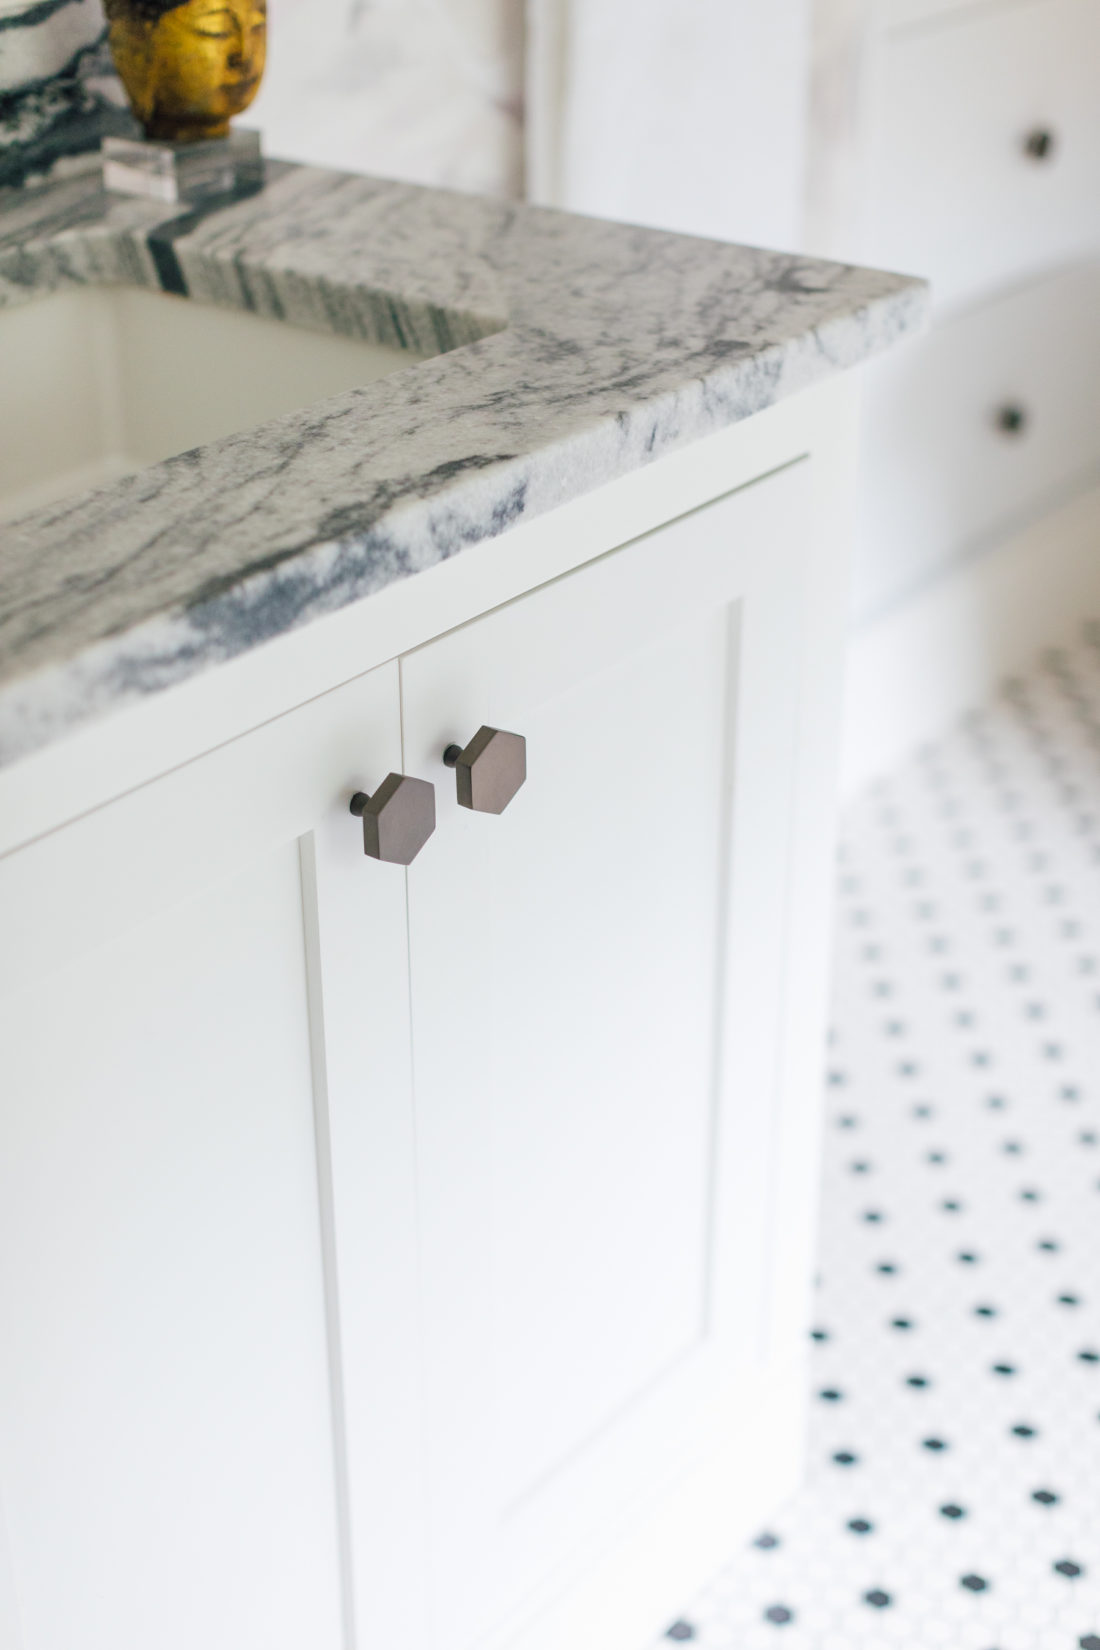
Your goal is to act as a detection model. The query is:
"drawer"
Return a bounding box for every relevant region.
[852,262,1100,621]
[860,0,1100,310]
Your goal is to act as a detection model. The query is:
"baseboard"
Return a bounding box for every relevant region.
[840,481,1100,797]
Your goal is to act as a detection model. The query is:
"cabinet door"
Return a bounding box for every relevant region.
[0,664,416,1650]
[400,462,815,1650]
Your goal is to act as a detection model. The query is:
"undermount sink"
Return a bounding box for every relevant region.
[0,285,433,524]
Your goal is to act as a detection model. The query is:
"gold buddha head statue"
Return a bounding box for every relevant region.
[104,0,267,143]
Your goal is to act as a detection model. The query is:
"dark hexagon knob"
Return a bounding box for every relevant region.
[443,725,526,814]
[1023,127,1057,162]
[994,402,1029,437]
[349,774,436,864]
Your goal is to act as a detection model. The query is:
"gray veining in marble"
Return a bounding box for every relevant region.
[0,158,928,767]
[0,0,133,189]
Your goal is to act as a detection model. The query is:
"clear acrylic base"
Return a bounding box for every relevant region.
[101,129,263,206]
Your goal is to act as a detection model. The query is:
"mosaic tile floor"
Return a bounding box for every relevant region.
[656,628,1100,1650]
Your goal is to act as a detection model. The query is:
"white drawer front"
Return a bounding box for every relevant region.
[861,0,1100,309]
[874,0,1053,31]
[853,262,1100,620]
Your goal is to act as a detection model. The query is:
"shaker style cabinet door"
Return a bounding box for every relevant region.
[0,663,414,1650]
[399,461,815,1650]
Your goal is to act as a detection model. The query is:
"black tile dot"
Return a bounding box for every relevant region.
[957,1251,980,1265]
[973,1304,998,1319]
[1019,1188,1042,1202]
[754,1532,780,1550]
[847,1518,874,1535]
[992,1363,1016,1377]
[961,1574,989,1593]
[666,1623,696,1642]
[862,1210,885,1223]
[1055,1560,1083,1579]
[764,1604,793,1625]
[1011,1424,1038,1439]
[810,1328,829,1342]
[1032,1489,1059,1506]
[941,1199,964,1213]
[926,1151,948,1165]
[818,1389,843,1403]
[864,1590,892,1609]
[906,1374,931,1389]
[1058,1294,1081,1307]
[1038,1239,1061,1253]
[1079,1636,1100,1649]
[940,1504,966,1520]
[876,1262,899,1275]
[922,1437,949,1452]
[832,1451,859,1467]
[1079,1349,1100,1365]
[891,1317,914,1331]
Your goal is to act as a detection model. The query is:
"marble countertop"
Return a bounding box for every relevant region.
[0,159,927,768]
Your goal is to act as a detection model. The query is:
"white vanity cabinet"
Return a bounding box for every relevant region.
[0,395,853,1650]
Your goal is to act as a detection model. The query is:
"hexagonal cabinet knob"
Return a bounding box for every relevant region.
[349,774,436,864]
[443,726,526,814]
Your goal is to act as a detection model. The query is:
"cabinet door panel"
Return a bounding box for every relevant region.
[0,841,343,1650]
[400,462,813,1650]
[0,663,414,1650]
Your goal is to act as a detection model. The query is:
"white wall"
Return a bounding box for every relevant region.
[249,0,524,197]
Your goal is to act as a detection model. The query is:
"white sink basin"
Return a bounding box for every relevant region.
[0,285,431,524]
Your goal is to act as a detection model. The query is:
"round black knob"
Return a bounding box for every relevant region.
[1023,127,1056,162]
[994,403,1029,437]
[443,726,526,814]
[350,774,436,864]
